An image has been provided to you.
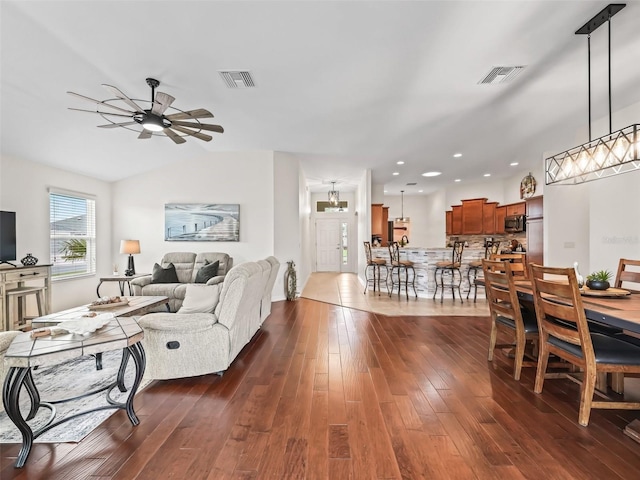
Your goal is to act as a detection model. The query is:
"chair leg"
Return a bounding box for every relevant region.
[578,369,597,427]
[534,336,550,394]
[456,268,463,304]
[409,266,417,297]
[433,267,439,300]
[513,333,526,381]
[466,267,474,299]
[488,321,498,361]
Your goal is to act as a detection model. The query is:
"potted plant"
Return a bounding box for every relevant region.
[586,270,612,290]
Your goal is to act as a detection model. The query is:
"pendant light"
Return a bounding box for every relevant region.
[395,190,409,222]
[545,3,639,185]
[328,181,340,207]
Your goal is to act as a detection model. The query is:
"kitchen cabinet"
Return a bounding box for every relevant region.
[461,198,486,234]
[451,205,462,235]
[506,202,526,216]
[483,202,498,234]
[495,206,506,234]
[446,211,452,235]
[371,204,389,245]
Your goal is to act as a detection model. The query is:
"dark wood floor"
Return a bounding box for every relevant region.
[2,298,640,479]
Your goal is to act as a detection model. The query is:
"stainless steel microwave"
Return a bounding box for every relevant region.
[505,215,526,233]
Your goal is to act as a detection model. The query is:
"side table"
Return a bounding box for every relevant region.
[2,317,145,468]
[96,273,148,297]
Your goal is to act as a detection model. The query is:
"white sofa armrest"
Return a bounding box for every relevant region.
[130,275,152,295]
[205,275,225,286]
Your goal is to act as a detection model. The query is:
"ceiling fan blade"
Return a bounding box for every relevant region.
[163,128,187,144]
[97,121,139,128]
[67,92,135,115]
[68,107,134,119]
[151,92,175,116]
[165,108,213,120]
[170,124,213,142]
[171,120,224,133]
[138,130,153,139]
[102,84,146,113]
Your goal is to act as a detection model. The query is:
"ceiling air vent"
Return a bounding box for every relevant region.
[406,182,417,186]
[219,71,256,88]
[478,66,525,85]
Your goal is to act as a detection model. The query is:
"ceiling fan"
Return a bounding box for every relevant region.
[67,78,224,144]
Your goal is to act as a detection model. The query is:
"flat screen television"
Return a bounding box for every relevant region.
[0,210,17,266]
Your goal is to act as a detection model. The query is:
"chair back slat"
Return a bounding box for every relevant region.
[490,253,528,277]
[483,259,522,325]
[388,242,400,264]
[452,241,464,264]
[364,241,373,263]
[529,264,594,356]
[615,258,640,292]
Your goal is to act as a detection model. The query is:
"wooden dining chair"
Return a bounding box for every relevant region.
[529,263,640,426]
[483,259,538,380]
[490,253,528,277]
[615,258,640,292]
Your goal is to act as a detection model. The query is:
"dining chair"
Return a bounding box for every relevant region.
[433,241,464,303]
[615,258,640,292]
[467,240,500,302]
[483,258,538,380]
[529,263,640,426]
[489,253,528,277]
[363,241,388,295]
[387,241,417,299]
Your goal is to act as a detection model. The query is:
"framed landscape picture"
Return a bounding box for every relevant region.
[165,203,240,242]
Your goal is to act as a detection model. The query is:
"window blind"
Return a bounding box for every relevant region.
[49,191,96,279]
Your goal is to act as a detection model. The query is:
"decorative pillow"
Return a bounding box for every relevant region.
[151,263,179,284]
[178,284,220,314]
[195,260,220,284]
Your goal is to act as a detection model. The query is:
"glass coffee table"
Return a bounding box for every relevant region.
[2,316,145,468]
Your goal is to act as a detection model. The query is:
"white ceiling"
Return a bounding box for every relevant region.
[2,1,639,195]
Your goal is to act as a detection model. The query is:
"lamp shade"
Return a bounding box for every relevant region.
[120,240,140,255]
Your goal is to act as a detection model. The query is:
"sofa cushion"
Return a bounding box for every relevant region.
[138,282,181,298]
[151,262,179,284]
[195,260,220,284]
[178,284,221,314]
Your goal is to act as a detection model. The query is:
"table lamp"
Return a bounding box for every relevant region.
[120,240,140,276]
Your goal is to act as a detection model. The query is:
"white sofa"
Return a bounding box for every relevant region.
[130,252,232,312]
[137,258,277,380]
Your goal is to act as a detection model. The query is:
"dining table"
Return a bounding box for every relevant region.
[505,278,640,443]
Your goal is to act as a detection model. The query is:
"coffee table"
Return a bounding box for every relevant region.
[32,296,168,369]
[2,317,145,468]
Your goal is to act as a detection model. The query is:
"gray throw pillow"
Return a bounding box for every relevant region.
[151,262,179,284]
[195,260,220,283]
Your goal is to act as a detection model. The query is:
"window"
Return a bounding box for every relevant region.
[316,201,348,212]
[49,189,96,279]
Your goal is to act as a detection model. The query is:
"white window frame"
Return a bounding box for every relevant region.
[49,188,96,280]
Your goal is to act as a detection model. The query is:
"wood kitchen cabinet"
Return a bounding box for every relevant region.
[483,202,498,234]
[495,206,507,234]
[451,205,462,235]
[446,211,452,235]
[461,198,486,234]
[506,202,526,216]
[371,204,389,245]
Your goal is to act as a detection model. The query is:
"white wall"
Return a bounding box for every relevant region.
[356,169,371,285]
[111,150,277,281]
[1,155,113,311]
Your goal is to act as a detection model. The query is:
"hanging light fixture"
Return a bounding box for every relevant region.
[328,181,340,206]
[395,190,409,222]
[545,3,639,186]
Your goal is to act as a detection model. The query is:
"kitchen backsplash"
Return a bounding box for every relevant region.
[446,233,527,250]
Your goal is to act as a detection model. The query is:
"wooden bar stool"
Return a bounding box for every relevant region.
[388,242,417,300]
[363,241,389,295]
[433,241,464,303]
[5,286,46,330]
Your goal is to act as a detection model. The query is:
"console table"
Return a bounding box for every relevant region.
[2,316,145,468]
[0,264,52,331]
[96,273,148,298]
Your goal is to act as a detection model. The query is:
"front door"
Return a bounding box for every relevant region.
[316,219,341,272]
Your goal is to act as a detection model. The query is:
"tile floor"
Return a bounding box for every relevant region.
[300,272,490,316]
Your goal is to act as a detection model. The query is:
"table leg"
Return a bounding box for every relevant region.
[624,419,640,443]
[96,280,103,298]
[3,367,35,468]
[118,281,125,296]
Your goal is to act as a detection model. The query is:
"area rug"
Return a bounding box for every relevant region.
[0,349,151,443]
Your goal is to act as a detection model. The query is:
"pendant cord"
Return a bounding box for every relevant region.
[588,34,591,142]
[608,14,612,135]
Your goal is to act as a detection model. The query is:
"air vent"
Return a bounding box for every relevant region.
[478,66,525,85]
[219,71,256,88]
[406,182,417,186]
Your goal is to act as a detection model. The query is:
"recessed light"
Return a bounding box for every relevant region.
[510,162,519,166]
[384,190,388,193]
[453,153,462,158]
[393,172,399,176]
[397,161,405,165]
[454,179,461,182]
[421,171,442,177]
[484,173,491,177]
[418,190,423,193]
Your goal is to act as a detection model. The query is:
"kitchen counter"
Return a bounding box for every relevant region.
[371,247,486,299]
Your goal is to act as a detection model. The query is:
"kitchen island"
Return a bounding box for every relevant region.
[371,247,486,300]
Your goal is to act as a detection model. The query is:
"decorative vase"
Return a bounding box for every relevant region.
[20,253,38,266]
[573,262,584,288]
[586,279,610,290]
[285,260,297,301]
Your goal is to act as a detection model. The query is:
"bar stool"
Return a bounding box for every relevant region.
[5,286,46,330]
[388,242,417,299]
[467,240,500,302]
[363,241,389,295]
[433,241,464,303]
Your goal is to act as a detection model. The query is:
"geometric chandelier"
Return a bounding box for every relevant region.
[545,3,639,186]
[328,181,340,206]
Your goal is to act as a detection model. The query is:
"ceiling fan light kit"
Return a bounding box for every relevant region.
[67,77,224,144]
